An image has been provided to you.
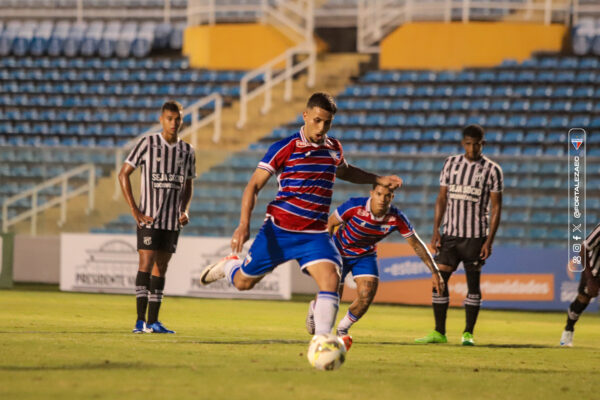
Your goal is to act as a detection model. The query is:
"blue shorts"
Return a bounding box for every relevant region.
[240,219,342,278]
[340,253,379,282]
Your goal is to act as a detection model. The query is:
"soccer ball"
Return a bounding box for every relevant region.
[307,334,346,371]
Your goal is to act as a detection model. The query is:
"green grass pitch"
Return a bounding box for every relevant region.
[1,285,598,400]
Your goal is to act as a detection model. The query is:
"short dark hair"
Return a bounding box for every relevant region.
[306,92,337,115]
[372,182,394,191]
[462,124,484,140]
[161,100,183,114]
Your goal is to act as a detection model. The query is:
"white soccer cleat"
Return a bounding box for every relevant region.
[560,330,573,347]
[200,254,239,285]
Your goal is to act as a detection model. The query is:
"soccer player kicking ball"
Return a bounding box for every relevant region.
[560,222,600,347]
[305,184,445,349]
[119,100,196,334]
[199,92,402,341]
[415,125,503,346]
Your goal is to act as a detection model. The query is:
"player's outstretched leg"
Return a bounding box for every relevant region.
[200,254,240,285]
[416,269,451,344]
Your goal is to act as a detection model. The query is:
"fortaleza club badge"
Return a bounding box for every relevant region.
[571,138,583,151]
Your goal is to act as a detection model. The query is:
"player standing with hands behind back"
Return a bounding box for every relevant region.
[119,100,196,334]
[415,125,503,346]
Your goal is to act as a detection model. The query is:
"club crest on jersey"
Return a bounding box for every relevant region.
[357,209,369,217]
[143,236,152,245]
[244,253,253,265]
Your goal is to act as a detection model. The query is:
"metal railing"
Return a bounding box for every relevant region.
[113,92,223,199]
[236,0,316,128]
[237,43,316,128]
[2,163,96,235]
[357,0,598,53]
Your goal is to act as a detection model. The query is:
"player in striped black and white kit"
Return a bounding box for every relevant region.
[560,222,600,347]
[416,125,503,346]
[199,92,402,341]
[119,100,196,334]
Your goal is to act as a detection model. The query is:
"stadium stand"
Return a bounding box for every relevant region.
[98,51,599,249]
[0,17,267,225]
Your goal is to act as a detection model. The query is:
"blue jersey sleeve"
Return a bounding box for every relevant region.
[334,198,363,222]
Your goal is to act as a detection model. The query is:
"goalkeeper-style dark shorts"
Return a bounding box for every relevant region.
[434,235,487,271]
[136,227,180,253]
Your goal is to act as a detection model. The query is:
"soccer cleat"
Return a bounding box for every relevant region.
[414,330,447,344]
[305,300,315,335]
[200,254,239,285]
[147,321,175,334]
[560,330,574,347]
[339,334,353,351]
[462,332,475,346]
[132,320,150,334]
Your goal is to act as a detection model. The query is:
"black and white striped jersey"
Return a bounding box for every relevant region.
[585,223,600,276]
[439,154,503,238]
[125,132,196,231]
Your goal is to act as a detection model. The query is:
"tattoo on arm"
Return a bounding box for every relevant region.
[407,235,437,273]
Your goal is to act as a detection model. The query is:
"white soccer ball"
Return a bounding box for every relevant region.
[307,334,347,371]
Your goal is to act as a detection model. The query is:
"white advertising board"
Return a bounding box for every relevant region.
[60,233,292,300]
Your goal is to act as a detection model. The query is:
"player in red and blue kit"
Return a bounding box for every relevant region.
[305,184,444,344]
[199,92,403,339]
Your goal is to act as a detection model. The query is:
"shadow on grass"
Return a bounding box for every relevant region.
[0,362,184,372]
[476,343,555,349]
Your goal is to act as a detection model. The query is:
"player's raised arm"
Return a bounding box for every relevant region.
[480,191,502,260]
[336,163,402,190]
[431,185,448,251]
[231,168,271,253]
[406,233,444,295]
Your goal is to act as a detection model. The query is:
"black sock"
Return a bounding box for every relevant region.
[565,299,588,331]
[433,271,451,335]
[135,271,151,322]
[464,269,482,334]
[147,275,166,325]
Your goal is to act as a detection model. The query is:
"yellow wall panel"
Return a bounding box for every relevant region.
[183,24,295,70]
[380,22,567,70]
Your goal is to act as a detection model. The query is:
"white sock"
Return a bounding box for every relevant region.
[223,259,242,285]
[314,291,339,335]
[336,310,359,335]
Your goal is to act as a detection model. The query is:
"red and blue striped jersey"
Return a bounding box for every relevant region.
[333,197,414,257]
[257,127,345,232]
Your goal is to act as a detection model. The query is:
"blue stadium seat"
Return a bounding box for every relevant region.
[531,100,551,112]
